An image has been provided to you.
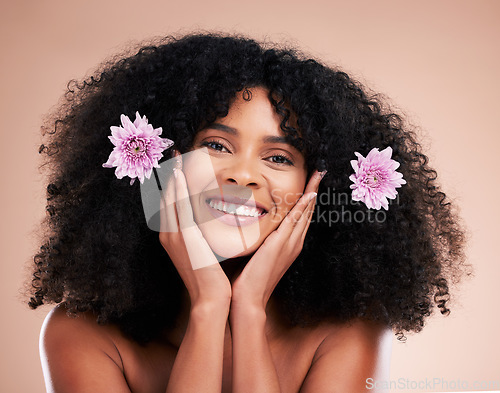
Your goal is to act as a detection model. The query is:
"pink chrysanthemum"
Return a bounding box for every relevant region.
[102,112,174,185]
[349,147,406,210]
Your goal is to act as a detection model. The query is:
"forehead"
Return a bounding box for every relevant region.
[225,87,281,126]
[204,87,300,143]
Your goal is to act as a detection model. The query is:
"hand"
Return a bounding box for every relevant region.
[231,170,325,311]
[159,151,232,308]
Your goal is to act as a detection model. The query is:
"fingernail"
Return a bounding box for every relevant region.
[318,170,327,180]
[308,192,317,201]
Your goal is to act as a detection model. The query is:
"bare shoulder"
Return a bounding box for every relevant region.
[41,304,123,365]
[299,319,393,393]
[40,304,131,392]
[316,318,392,357]
[42,303,112,336]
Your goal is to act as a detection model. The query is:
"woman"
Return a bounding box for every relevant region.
[29,33,466,392]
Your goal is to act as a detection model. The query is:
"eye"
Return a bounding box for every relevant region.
[267,154,294,166]
[200,140,230,153]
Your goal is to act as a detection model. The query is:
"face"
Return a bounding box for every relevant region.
[182,87,308,258]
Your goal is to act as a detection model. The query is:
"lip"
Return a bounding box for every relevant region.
[204,195,268,227]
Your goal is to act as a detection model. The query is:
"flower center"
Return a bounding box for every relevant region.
[364,169,385,188]
[126,138,147,158]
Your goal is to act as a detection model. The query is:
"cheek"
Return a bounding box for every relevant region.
[270,173,307,214]
[183,150,218,193]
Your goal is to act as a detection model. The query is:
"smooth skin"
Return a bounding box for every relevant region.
[40,88,392,393]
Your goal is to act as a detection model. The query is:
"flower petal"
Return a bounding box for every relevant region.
[103,112,174,185]
[349,146,405,210]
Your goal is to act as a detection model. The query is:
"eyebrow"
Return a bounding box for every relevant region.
[206,123,291,145]
[208,123,237,135]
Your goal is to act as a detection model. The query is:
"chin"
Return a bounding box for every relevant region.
[197,220,263,260]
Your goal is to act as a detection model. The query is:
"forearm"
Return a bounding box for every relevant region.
[166,303,229,393]
[230,306,281,393]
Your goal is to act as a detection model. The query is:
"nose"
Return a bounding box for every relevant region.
[220,157,262,188]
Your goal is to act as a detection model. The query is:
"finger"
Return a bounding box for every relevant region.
[160,173,179,232]
[291,193,317,245]
[278,169,323,232]
[277,169,324,238]
[277,191,317,238]
[172,155,220,270]
[304,170,326,195]
[300,204,316,245]
[297,170,325,240]
[173,158,197,232]
[176,186,220,271]
[288,192,316,238]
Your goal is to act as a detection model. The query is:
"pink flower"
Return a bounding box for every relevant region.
[349,147,406,210]
[102,112,174,185]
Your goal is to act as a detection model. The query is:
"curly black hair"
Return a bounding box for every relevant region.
[29,32,468,343]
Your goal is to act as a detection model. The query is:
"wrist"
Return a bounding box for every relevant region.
[231,289,267,313]
[188,285,232,311]
[229,301,267,324]
[190,299,230,320]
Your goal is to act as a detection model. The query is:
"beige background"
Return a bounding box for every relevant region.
[1,1,498,392]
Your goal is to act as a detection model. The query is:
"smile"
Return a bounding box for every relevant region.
[207,199,265,217]
[205,197,268,227]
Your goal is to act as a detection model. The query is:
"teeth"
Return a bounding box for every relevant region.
[208,199,263,217]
